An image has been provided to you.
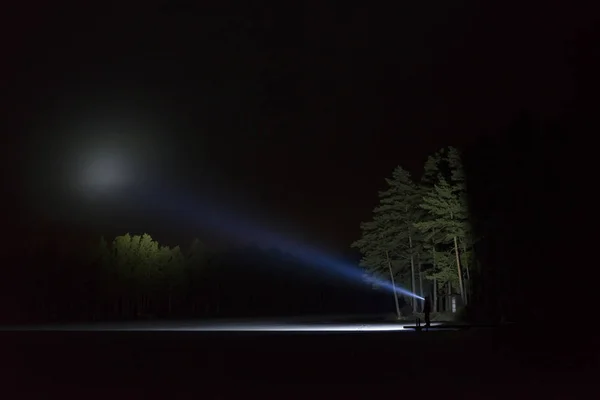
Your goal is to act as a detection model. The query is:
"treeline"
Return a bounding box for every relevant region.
[352,147,473,317]
[2,232,390,324]
[355,110,593,324]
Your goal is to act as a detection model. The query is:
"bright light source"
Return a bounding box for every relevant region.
[83,156,126,189]
[74,147,135,198]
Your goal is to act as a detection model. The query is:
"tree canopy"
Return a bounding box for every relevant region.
[353,146,473,316]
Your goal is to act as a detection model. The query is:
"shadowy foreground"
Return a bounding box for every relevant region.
[0,320,595,397]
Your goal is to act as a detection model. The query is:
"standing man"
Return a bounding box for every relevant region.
[423,296,432,329]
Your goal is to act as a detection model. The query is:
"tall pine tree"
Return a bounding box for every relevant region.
[418,151,445,311]
[352,216,406,318]
[415,176,470,304]
[447,146,474,301]
[353,166,424,314]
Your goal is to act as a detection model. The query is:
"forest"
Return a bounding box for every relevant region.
[352,146,472,318]
[2,146,475,324]
[353,112,580,324]
[2,230,391,323]
[2,113,582,326]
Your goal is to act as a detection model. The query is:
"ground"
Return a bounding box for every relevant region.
[0,319,595,397]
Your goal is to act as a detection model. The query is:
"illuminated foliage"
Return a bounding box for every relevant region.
[414,148,472,303]
[353,166,424,313]
[88,233,198,318]
[354,146,474,312]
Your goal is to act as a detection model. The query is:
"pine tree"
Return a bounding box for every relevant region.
[353,166,424,314]
[159,245,186,314]
[105,233,168,317]
[447,146,474,301]
[418,150,445,311]
[422,150,444,184]
[415,176,469,304]
[352,217,405,318]
[375,166,424,312]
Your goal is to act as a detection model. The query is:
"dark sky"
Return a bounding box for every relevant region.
[4,2,596,254]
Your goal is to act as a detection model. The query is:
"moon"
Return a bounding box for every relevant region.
[75,146,136,198]
[83,154,127,189]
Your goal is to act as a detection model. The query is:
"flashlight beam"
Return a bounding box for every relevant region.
[136,185,424,300]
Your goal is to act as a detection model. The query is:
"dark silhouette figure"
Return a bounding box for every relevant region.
[423,296,431,329]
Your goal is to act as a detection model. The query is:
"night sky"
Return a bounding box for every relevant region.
[4,2,595,254]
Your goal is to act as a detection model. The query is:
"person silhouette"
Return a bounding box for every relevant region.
[423,296,432,329]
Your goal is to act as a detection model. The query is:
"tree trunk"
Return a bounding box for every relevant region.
[453,235,466,304]
[447,281,452,311]
[432,246,438,313]
[386,250,401,319]
[408,232,417,313]
[462,241,471,304]
[418,256,424,312]
[433,277,438,313]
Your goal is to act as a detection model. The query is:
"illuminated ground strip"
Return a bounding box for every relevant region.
[1,322,445,332]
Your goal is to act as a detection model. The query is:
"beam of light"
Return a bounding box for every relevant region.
[132,185,424,301]
[0,321,444,332]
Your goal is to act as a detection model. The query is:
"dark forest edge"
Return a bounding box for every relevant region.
[1,112,589,326]
[352,146,471,320]
[353,110,594,328]
[0,141,502,326]
[1,233,399,324]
